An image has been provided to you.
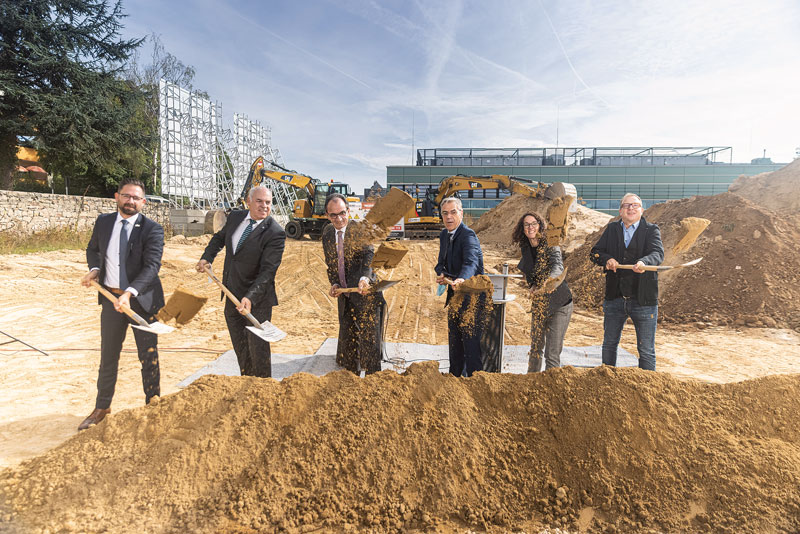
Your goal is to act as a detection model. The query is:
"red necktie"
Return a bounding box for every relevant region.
[337,230,346,287]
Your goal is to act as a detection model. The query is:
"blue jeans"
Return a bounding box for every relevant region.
[602,297,657,371]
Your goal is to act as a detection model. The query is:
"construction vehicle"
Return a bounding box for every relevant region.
[241,157,362,239]
[402,174,577,245]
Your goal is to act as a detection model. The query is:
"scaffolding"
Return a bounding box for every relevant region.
[232,115,296,226]
[158,80,287,214]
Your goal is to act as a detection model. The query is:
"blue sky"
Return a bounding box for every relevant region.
[120,0,800,192]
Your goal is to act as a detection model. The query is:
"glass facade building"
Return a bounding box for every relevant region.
[387,147,785,216]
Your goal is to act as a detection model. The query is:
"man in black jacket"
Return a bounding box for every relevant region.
[322,194,385,375]
[197,186,286,377]
[590,193,664,370]
[79,178,165,430]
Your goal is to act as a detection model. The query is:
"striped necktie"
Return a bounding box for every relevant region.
[337,230,346,287]
[236,219,255,253]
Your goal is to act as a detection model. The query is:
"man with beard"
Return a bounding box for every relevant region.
[79,178,165,430]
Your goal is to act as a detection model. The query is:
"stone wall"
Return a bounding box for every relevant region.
[0,190,171,235]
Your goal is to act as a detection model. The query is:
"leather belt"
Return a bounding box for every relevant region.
[107,287,125,296]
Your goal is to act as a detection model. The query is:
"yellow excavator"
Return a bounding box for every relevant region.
[403,174,576,245]
[240,156,361,239]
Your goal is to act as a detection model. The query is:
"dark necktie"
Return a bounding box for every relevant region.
[337,230,347,287]
[446,232,455,274]
[119,219,129,289]
[237,219,255,253]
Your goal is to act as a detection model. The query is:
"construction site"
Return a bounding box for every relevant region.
[1,154,800,533]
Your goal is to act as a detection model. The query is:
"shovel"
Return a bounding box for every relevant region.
[616,257,703,272]
[90,281,175,335]
[333,279,402,296]
[202,264,287,343]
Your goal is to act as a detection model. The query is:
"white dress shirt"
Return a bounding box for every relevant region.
[99,212,140,295]
[231,214,264,254]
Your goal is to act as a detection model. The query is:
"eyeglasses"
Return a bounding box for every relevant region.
[327,210,348,219]
[120,193,144,201]
[621,203,642,210]
[523,222,539,229]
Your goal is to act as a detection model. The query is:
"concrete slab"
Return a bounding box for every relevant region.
[179,340,638,387]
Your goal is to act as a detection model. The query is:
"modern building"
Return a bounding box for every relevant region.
[387,147,785,216]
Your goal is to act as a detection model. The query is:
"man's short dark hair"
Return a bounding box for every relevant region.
[324,193,349,213]
[118,178,146,192]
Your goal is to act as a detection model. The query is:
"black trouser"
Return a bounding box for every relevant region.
[96,298,160,410]
[447,293,486,377]
[336,293,385,375]
[224,300,273,378]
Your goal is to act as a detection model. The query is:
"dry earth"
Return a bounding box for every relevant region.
[1,238,799,471]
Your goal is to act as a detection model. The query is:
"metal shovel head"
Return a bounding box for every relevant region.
[246,320,287,343]
[132,321,175,335]
[681,257,703,267]
[373,279,402,292]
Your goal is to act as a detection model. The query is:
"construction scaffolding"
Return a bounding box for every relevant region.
[232,115,296,227]
[158,80,286,212]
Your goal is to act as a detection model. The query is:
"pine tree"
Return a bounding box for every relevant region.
[0,0,143,191]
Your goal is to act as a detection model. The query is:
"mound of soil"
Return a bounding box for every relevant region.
[2,363,799,534]
[565,192,800,330]
[473,196,611,254]
[729,159,800,213]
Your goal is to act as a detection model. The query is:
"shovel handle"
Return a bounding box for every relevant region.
[202,264,262,329]
[334,287,361,296]
[90,281,150,328]
[615,264,661,272]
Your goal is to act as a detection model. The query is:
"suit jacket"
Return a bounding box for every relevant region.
[322,221,378,288]
[518,243,572,315]
[201,210,286,307]
[590,216,664,306]
[86,212,165,314]
[434,222,484,304]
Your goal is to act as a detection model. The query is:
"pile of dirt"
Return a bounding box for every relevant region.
[473,195,611,254]
[2,362,799,534]
[728,159,800,213]
[565,192,800,330]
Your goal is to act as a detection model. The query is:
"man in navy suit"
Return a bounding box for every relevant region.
[434,196,486,377]
[79,178,165,430]
[591,193,664,370]
[197,186,286,378]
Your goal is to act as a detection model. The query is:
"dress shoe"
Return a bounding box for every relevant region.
[77,408,111,431]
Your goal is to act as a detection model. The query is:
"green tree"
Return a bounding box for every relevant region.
[0,0,143,192]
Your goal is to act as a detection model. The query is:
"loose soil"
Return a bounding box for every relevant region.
[1,222,800,533]
[565,193,800,330]
[2,364,800,534]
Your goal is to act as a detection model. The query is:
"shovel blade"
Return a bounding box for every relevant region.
[132,321,175,335]
[246,321,287,343]
[374,279,402,292]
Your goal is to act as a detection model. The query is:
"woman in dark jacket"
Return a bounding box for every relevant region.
[513,212,573,372]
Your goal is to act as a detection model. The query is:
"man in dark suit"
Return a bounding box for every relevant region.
[434,196,486,377]
[590,193,664,370]
[196,185,285,378]
[79,178,165,430]
[322,194,386,375]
